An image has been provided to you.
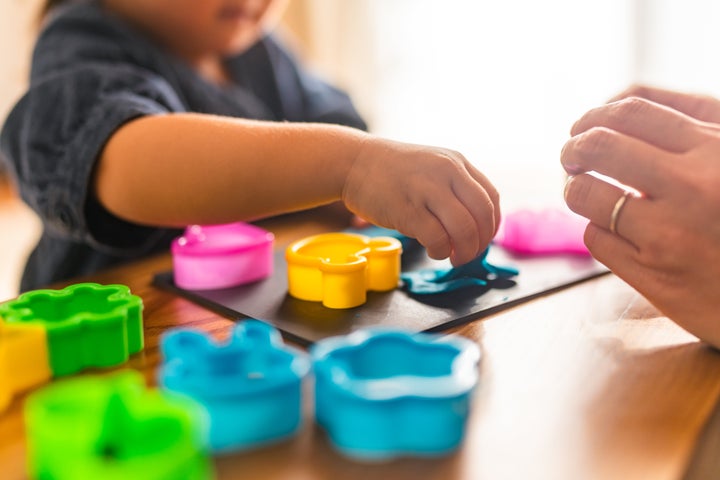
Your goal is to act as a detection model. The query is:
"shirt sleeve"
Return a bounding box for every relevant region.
[0,9,188,255]
[253,34,368,130]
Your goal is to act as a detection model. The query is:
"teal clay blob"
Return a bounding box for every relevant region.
[24,370,213,480]
[0,283,143,376]
[401,247,519,295]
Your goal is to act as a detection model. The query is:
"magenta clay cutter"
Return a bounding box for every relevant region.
[172,223,274,290]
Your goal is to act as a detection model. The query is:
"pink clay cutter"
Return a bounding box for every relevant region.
[172,223,274,290]
[495,208,590,256]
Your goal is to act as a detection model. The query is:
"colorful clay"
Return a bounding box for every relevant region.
[401,248,518,295]
[494,207,591,256]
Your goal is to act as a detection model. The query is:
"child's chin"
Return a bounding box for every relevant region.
[222,30,263,55]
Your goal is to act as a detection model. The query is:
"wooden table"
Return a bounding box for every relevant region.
[2,210,720,480]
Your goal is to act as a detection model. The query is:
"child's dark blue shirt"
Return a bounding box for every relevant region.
[1,3,366,291]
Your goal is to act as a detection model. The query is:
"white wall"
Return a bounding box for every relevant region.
[634,0,720,95]
[3,1,719,209]
[302,1,636,209]
[300,0,720,208]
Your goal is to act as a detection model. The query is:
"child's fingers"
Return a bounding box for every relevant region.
[351,215,370,228]
[452,171,498,247]
[428,195,482,265]
[403,209,452,261]
[464,162,501,234]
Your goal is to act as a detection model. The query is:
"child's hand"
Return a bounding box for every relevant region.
[350,215,371,228]
[342,137,500,266]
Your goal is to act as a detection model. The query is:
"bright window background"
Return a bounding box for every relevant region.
[296,0,720,209]
[2,0,720,299]
[4,1,720,206]
[634,0,720,92]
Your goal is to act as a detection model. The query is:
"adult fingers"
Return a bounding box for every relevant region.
[608,84,720,124]
[561,127,677,197]
[584,221,720,347]
[581,223,655,293]
[570,97,705,153]
[564,173,652,248]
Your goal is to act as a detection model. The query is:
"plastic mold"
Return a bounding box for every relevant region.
[159,320,310,452]
[0,320,51,412]
[494,208,591,256]
[172,223,274,290]
[0,283,143,376]
[312,329,480,460]
[25,370,213,480]
[285,232,402,309]
[343,225,419,251]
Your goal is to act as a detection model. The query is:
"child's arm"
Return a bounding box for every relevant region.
[96,113,500,266]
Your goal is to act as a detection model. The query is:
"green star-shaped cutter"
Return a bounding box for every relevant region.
[0,283,143,376]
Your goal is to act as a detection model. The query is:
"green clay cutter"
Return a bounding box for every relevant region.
[0,283,143,376]
[25,370,214,480]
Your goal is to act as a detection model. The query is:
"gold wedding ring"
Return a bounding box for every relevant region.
[609,190,633,235]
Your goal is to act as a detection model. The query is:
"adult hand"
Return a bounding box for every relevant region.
[609,84,720,124]
[561,95,720,348]
[343,137,500,267]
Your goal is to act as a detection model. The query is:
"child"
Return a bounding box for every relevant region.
[1,0,500,291]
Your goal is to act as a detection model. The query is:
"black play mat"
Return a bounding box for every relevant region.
[153,241,609,346]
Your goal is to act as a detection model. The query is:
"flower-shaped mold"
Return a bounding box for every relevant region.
[159,320,310,452]
[494,208,591,256]
[25,370,213,480]
[0,283,143,376]
[172,223,274,290]
[285,232,402,309]
[0,320,51,412]
[312,329,480,460]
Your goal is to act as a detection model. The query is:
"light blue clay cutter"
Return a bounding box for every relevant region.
[311,329,480,460]
[159,320,311,452]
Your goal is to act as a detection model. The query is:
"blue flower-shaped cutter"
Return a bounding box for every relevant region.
[312,329,480,460]
[159,320,311,452]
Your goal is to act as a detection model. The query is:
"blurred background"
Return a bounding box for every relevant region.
[1,0,720,300]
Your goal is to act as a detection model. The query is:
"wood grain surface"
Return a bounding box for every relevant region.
[2,209,719,480]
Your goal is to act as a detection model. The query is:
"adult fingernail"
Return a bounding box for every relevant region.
[564,164,582,175]
[563,176,575,201]
[560,140,582,175]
